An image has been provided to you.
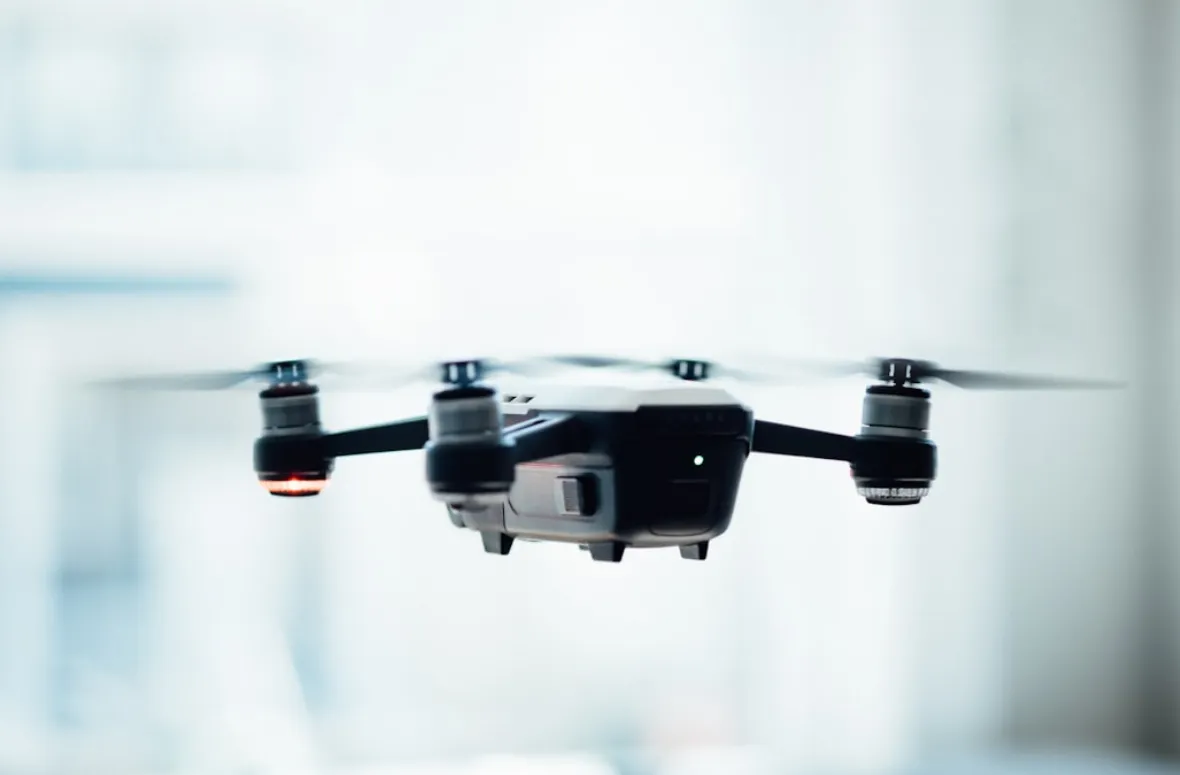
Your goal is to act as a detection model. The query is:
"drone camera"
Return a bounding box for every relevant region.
[253,382,333,496]
[853,384,936,505]
[425,385,516,507]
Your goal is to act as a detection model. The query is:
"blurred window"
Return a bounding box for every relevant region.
[0,15,295,170]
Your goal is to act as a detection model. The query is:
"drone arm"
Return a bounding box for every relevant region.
[318,412,585,461]
[751,419,857,462]
[320,416,430,458]
[508,413,589,463]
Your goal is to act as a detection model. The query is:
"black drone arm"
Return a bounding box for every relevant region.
[508,413,590,463]
[320,416,430,458]
[317,412,587,462]
[750,419,858,462]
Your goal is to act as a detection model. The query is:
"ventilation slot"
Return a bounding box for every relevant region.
[555,475,597,517]
[561,479,581,514]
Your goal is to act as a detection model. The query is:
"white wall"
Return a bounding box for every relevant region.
[997,0,1149,750]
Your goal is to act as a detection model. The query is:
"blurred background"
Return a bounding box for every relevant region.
[0,0,1174,773]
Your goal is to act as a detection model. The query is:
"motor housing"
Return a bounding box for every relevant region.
[425,385,515,508]
[253,383,332,496]
[852,385,936,505]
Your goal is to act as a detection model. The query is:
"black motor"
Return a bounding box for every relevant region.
[851,384,937,505]
[252,367,333,496]
[425,385,516,508]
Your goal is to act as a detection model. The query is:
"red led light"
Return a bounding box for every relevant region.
[260,476,327,496]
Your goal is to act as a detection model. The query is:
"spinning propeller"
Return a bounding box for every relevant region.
[96,357,550,391]
[96,354,1123,391]
[523,354,1124,390]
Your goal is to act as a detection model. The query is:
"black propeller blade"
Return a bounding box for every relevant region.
[530,353,1123,390]
[853,356,1124,389]
[96,359,355,391]
[922,367,1124,390]
[95,352,1124,392]
[95,356,552,391]
[531,354,785,382]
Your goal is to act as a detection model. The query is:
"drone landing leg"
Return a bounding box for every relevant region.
[480,532,514,556]
[679,541,708,561]
[587,541,625,563]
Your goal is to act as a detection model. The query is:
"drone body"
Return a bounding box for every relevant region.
[105,354,1114,564]
[250,363,938,562]
[447,384,753,562]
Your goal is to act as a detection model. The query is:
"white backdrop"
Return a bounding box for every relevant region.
[0,0,1154,773]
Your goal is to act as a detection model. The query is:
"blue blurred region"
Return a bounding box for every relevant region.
[0,272,233,296]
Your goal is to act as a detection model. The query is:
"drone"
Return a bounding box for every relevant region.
[101,354,1119,563]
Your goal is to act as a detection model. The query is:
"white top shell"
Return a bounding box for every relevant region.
[498,382,744,414]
